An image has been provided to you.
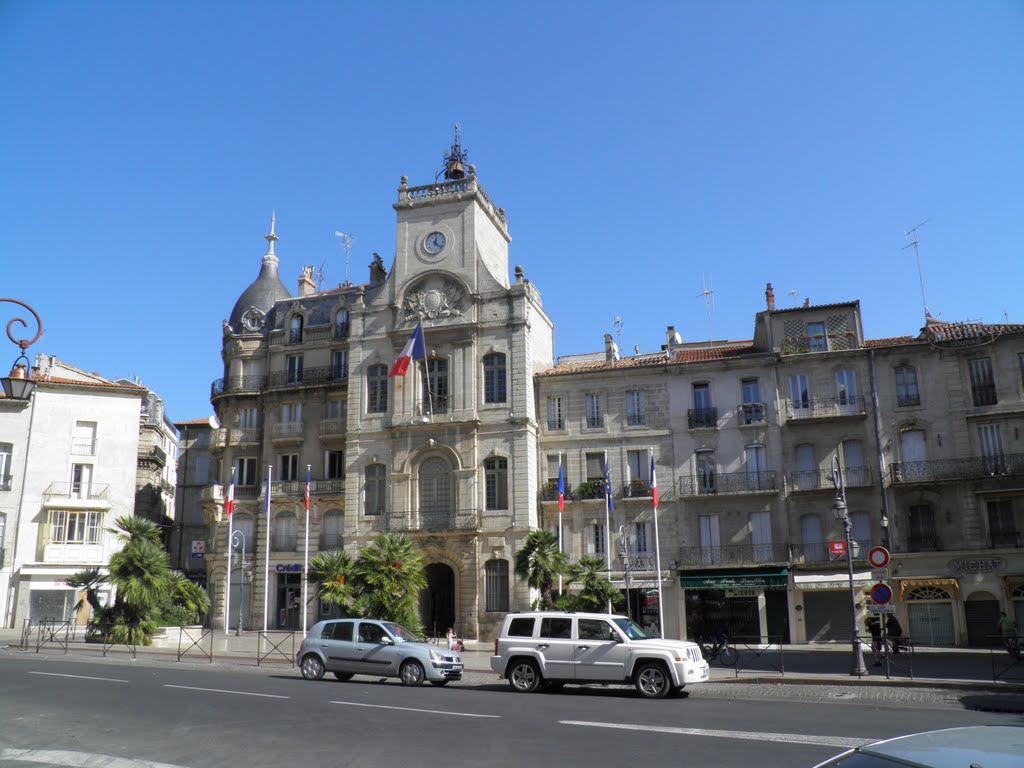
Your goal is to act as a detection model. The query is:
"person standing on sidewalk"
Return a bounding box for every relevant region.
[886,615,903,655]
[998,612,1020,661]
[866,615,883,666]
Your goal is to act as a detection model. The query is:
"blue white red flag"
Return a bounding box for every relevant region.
[557,461,565,514]
[650,454,659,510]
[225,468,235,515]
[389,322,426,377]
[304,465,311,512]
[604,461,614,512]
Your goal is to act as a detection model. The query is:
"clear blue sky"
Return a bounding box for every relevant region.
[2,1,1021,424]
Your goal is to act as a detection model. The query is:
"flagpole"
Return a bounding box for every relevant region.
[421,322,433,418]
[303,465,311,637]
[650,449,664,639]
[603,451,612,614]
[263,465,272,634]
[224,467,235,636]
[557,455,564,595]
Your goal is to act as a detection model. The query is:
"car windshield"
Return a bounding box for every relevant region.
[612,618,649,640]
[383,622,421,642]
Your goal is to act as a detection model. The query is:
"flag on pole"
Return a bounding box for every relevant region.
[224,468,236,515]
[389,322,426,377]
[557,459,565,513]
[304,465,311,512]
[650,454,659,510]
[604,460,615,513]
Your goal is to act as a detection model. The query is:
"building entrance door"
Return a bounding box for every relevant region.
[277,573,302,629]
[420,563,455,639]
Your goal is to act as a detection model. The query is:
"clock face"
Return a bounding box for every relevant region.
[423,231,447,255]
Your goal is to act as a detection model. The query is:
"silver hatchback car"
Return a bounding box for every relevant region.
[297,618,464,686]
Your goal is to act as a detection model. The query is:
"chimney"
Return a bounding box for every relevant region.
[369,253,387,285]
[804,298,811,308]
[604,333,618,363]
[667,325,678,357]
[765,282,775,311]
[298,266,316,297]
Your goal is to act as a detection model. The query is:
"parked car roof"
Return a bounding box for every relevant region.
[814,725,1024,768]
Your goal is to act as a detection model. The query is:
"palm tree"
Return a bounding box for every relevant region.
[352,534,427,633]
[559,555,624,613]
[166,571,211,624]
[309,548,355,614]
[514,529,568,609]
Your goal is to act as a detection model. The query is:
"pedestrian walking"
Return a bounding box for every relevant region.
[998,611,1020,661]
[866,615,883,666]
[446,626,456,650]
[886,615,903,655]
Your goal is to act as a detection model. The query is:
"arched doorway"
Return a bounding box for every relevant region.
[420,563,455,639]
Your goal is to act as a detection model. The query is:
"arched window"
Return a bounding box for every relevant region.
[232,514,255,553]
[419,457,451,528]
[320,509,344,549]
[906,586,952,601]
[289,315,304,344]
[367,364,388,413]
[335,309,350,339]
[483,353,507,404]
[364,464,386,516]
[484,457,508,510]
[485,559,509,612]
[273,512,297,551]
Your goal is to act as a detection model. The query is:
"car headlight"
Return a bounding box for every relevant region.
[429,649,444,663]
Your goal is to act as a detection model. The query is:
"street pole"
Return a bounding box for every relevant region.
[832,455,868,676]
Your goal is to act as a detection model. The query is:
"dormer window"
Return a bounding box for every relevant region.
[335,309,350,339]
[289,315,304,344]
[807,321,827,352]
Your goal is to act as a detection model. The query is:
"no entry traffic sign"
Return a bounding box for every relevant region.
[870,583,893,605]
[867,546,890,568]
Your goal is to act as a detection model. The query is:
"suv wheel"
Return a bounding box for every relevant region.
[508,659,541,693]
[300,654,325,681]
[399,659,426,686]
[635,662,671,699]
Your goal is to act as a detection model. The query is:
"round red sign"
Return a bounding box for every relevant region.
[867,546,890,568]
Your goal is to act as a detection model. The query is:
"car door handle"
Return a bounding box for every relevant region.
[536,644,549,650]
[577,645,590,651]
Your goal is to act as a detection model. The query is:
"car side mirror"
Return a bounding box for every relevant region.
[380,636,393,645]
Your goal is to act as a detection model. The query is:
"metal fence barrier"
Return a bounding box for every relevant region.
[988,633,1023,684]
[258,632,296,667]
[728,634,786,678]
[97,623,137,659]
[34,619,71,654]
[177,626,214,663]
[857,633,914,679]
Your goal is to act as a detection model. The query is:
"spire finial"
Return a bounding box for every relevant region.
[265,211,279,257]
[440,124,468,181]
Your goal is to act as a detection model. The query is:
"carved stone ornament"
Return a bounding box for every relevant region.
[403,277,465,322]
[240,306,266,332]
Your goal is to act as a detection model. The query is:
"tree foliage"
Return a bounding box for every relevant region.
[513,529,568,609]
[555,555,625,612]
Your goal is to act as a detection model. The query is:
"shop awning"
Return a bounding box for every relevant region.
[898,578,960,600]
[794,572,873,590]
[680,570,788,590]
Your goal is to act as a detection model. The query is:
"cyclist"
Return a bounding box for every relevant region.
[998,612,1020,661]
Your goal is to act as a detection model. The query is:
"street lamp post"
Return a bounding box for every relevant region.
[231,529,252,636]
[831,455,868,676]
[619,525,632,621]
[1,298,43,401]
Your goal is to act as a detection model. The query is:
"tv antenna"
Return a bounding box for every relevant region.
[613,315,623,350]
[335,231,355,286]
[315,259,327,291]
[697,274,715,344]
[902,219,931,319]
[787,289,799,306]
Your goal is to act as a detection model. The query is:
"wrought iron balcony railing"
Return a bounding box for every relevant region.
[739,402,767,426]
[622,480,651,498]
[314,478,345,495]
[677,543,790,567]
[288,329,303,344]
[907,535,942,552]
[228,428,260,446]
[678,470,778,497]
[70,438,97,456]
[891,454,1024,484]
[897,394,920,407]
[791,539,873,563]
[789,466,872,492]
[786,396,866,420]
[377,508,480,532]
[320,418,347,438]
[268,366,349,389]
[971,384,997,407]
[271,423,304,441]
[539,483,574,503]
[688,408,718,429]
[991,531,1023,549]
[41,482,110,502]
[334,323,350,339]
[211,375,267,398]
[577,479,608,500]
[139,446,166,467]
[620,552,658,570]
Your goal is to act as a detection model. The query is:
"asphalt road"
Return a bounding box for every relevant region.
[0,654,1020,768]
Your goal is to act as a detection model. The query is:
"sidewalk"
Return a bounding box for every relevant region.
[4,627,1023,692]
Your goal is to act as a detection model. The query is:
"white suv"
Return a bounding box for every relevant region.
[490,611,709,699]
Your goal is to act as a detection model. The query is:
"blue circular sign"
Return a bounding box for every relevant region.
[870,583,893,605]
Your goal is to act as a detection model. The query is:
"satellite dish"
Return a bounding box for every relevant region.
[208,414,221,429]
[611,342,620,361]
[673,331,683,344]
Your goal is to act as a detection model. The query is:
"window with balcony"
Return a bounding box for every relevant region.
[281,403,302,424]
[908,504,938,551]
[745,444,769,489]
[969,357,997,406]
[800,514,824,562]
[333,350,349,380]
[895,366,920,407]
[0,443,12,491]
[584,452,606,486]
[850,511,871,554]
[273,511,297,551]
[546,396,564,430]
[289,315,304,344]
[586,522,607,555]
[235,457,258,486]
[690,383,715,428]
[987,499,1018,548]
[483,353,507,404]
[794,444,817,490]
[626,390,644,426]
[71,421,97,456]
[626,450,650,496]
[750,510,773,563]
[836,370,858,411]
[485,559,509,612]
[286,354,304,384]
[326,450,345,480]
[979,423,1007,474]
[320,509,343,549]
[484,457,508,510]
[842,440,867,485]
[326,399,345,420]
[699,514,721,564]
[740,378,764,424]
[695,450,716,495]
[789,373,810,416]
[546,454,562,486]
[70,463,93,498]
[335,309,350,339]
[232,514,255,551]
[807,321,828,352]
[422,359,449,414]
[48,509,102,544]
[239,408,259,429]
[280,454,299,482]
[364,464,386,516]
[366,364,389,413]
[419,457,452,527]
[585,393,603,428]
[630,521,651,555]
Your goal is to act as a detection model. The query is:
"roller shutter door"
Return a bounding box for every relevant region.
[804,591,852,642]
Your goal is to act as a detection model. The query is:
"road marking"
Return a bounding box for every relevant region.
[0,749,190,768]
[560,720,870,749]
[29,671,129,683]
[330,700,500,718]
[163,684,290,699]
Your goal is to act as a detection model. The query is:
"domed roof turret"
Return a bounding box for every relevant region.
[228,214,291,334]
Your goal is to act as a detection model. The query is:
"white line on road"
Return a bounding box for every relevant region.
[163,684,290,699]
[29,671,129,683]
[331,700,501,718]
[0,749,191,768]
[560,720,871,749]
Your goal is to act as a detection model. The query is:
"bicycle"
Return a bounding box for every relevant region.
[1005,635,1022,663]
[701,634,738,667]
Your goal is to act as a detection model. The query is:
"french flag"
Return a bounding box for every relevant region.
[650,454,659,510]
[389,322,426,377]
[557,461,565,514]
[224,468,235,515]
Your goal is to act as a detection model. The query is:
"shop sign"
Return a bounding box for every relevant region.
[680,571,788,590]
[275,563,305,573]
[948,557,1004,574]
[725,589,757,598]
[924,321,1015,349]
